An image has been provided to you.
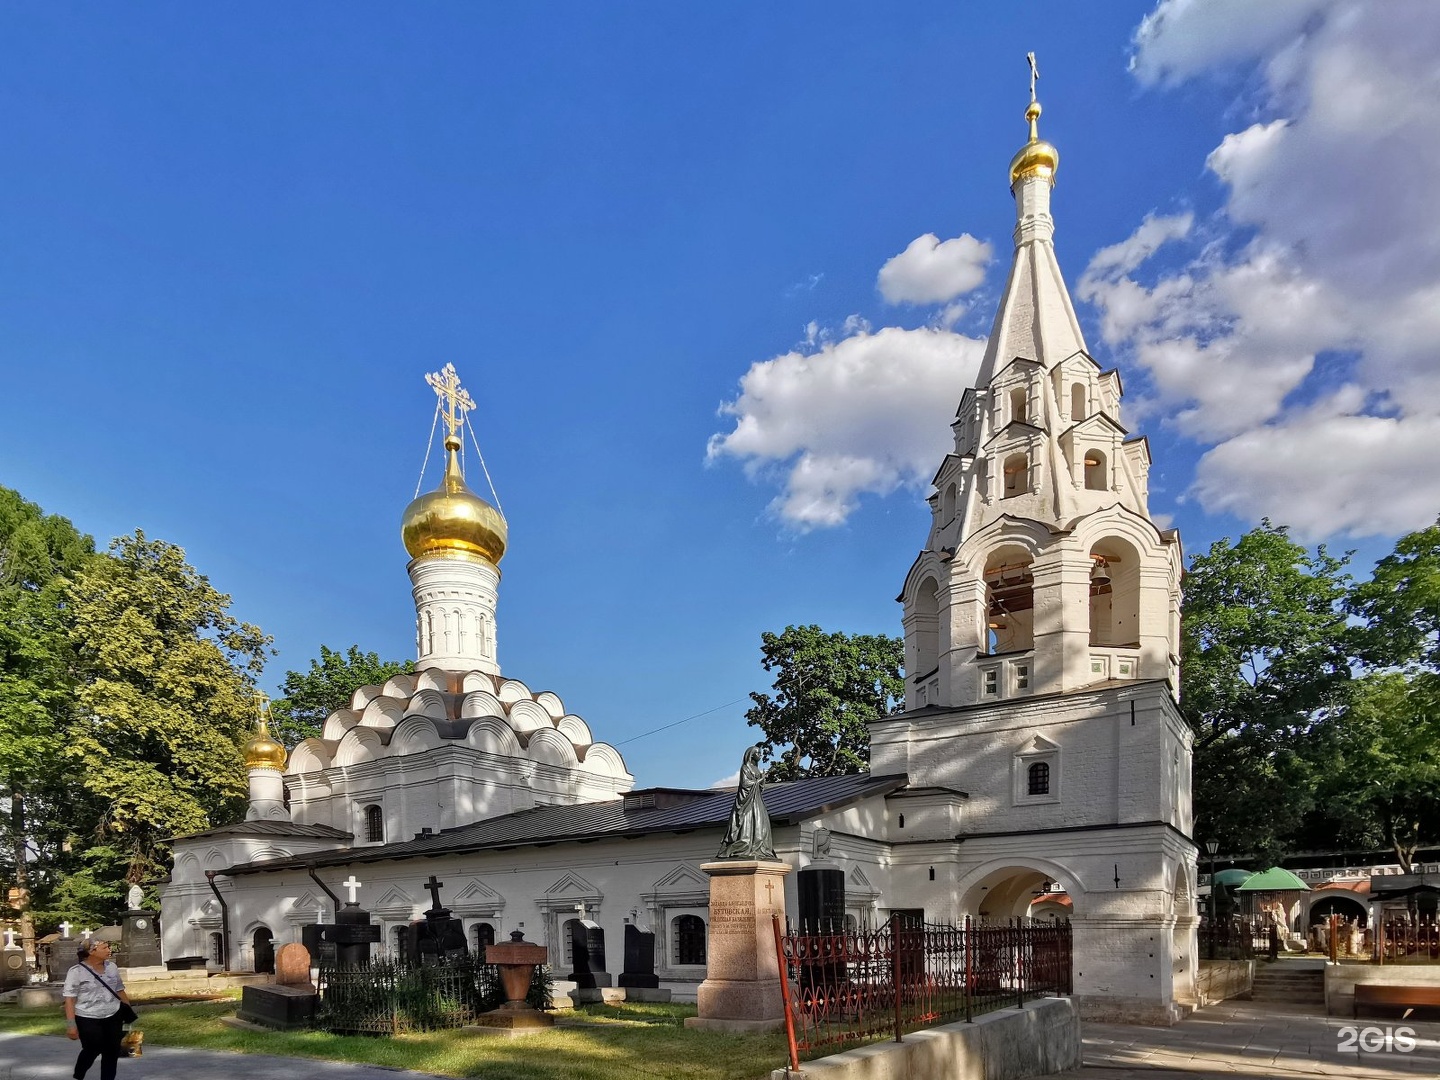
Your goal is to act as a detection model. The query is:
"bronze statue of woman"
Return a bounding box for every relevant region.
[716,745,775,859]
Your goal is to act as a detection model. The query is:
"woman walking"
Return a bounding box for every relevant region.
[63,938,134,1080]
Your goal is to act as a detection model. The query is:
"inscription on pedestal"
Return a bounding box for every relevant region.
[709,900,756,933]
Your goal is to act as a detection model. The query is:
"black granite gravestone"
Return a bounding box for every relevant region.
[302,906,381,968]
[797,866,846,933]
[117,910,161,968]
[44,936,74,983]
[568,920,611,989]
[618,923,658,989]
[0,946,26,991]
[407,875,468,965]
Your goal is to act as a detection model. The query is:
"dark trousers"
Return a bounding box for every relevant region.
[73,1011,124,1080]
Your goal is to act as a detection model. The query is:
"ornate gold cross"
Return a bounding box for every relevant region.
[1027,52,1040,103]
[425,363,476,439]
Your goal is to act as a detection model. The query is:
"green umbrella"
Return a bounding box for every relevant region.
[1235,867,1310,892]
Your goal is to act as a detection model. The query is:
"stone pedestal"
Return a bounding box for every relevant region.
[0,946,27,991]
[476,931,554,1034]
[238,984,317,1029]
[685,859,791,1034]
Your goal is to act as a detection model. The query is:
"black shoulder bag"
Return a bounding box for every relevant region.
[77,963,139,1025]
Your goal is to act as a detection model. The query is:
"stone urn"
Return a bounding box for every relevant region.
[477,931,553,1032]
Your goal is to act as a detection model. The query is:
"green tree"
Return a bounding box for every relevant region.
[271,644,409,747]
[65,530,272,889]
[744,625,903,781]
[0,487,94,950]
[1180,522,1354,856]
[1311,673,1440,873]
[1349,521,1440,671]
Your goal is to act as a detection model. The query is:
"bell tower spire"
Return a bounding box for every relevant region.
[898,56,1182,711]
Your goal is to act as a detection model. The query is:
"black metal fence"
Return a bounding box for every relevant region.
[1199,918,1271,961]
[315,955,551,1034]
[772,915,1071,1071]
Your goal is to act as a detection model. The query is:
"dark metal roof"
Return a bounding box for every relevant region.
[179,820,353,841]
[223,771,908,876]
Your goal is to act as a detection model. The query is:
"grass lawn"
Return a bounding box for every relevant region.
[0,995,791,1080]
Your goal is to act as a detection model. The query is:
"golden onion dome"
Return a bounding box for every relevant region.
[1009,100,1059,188]
[243,717,287,771]
[401,434,508,564]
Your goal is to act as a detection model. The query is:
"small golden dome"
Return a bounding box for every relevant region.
[244,717,287,771]
[401,435,508,564]
[1009,100,1059,188]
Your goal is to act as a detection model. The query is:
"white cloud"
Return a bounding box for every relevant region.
[1084,0,1440,537]
[710,770,740,789]
[708,327,985,529]
[877,233,992,305]
[1129,0,1333,87]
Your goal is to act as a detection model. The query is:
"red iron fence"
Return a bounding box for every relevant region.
[1372,920,1440,962]
[771,915,1072,1071]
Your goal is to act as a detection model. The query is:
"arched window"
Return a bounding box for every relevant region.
[209,932,225,966]
[1089,540,1141,649]
[942,482,957,521]
[1002,453,1028,498]
[252,927,274,974]
[1071,382,1086,421]
[1009,386,1028,425]
[672,915,707,966]
[364,804,384,843]
[471,922,495,953]
[1084,450,1107,491]
[392,924,409,962]
[911,576,939,679]
[1028,761,1050,796]
[984,549,1035,655]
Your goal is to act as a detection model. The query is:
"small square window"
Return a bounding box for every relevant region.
[983,670,998,696]
[1015,665,1029,690]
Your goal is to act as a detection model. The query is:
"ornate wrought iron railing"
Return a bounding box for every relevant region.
[771,915,1072,1071]
[315,955,551,1034]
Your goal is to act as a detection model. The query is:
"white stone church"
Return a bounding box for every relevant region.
[161,87,1197,1024]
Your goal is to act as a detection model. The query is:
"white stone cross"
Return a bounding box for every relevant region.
[81,928,91,941]
[342,875,362,904]
[2,927,14,948]
[59,921,72,938]
[574,901,587,920]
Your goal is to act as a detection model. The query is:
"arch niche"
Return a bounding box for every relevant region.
[1088,536,1141,648]
[1308,892,1368,928]
[982,545,1035,655]
[959,860,1080,922]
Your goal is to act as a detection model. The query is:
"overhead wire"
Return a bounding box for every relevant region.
[616,698,748,745]
[414,400,442,498]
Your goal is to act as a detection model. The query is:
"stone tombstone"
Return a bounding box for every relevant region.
[568,919,611,989]
[685,859,791,1034]
[302,908,381,969]
[618,923,658,989]
[118,910,161,968]
[797,865,846,933]
[0,943,26,991]
[409,915,468,965]
[45,933,74,983]
[274,942,313,989]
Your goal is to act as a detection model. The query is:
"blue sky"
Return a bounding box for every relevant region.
[3,2,1436,789]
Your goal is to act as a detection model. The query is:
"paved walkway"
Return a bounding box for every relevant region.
[1052,999,1440,1079]
[0,1031,451,1080]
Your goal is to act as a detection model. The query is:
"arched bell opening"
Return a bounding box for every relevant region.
[1084,449,1108,491]
[1088,537,1140,648]
[983,547,1035,656]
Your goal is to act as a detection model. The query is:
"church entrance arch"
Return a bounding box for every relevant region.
[958,859,1080,922]
[252,927,275,974]
[1308,893,1368,928]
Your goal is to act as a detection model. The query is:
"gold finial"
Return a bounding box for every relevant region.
[1010,51,1059,188]
[243,690,287,770]
[425,363,476,440]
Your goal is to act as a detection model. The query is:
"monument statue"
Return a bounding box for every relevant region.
[127,884,144,911]
[716,745,775,859]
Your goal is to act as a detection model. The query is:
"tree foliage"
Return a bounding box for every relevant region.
[1310,673,1440,873]
[271,644,409,747]
[65,530,272,885]
[1349,521,1440,672]
[745,625,903,781]
[0,487,94,947]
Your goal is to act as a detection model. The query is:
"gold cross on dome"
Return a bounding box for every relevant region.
[1027,52,1039,103]
[425,363,476,439]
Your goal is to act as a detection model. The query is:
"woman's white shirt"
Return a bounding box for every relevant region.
[62,960,124,1018]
